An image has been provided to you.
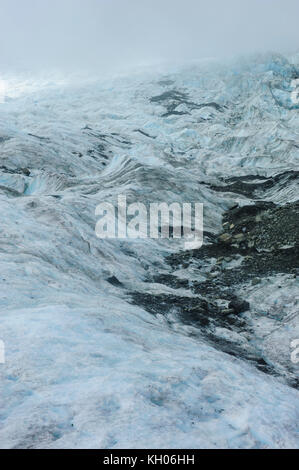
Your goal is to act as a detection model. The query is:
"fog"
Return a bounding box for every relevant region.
[1,0,299,72]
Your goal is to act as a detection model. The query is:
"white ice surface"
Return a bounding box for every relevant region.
[1,300,298,449]
[0,54,298,448]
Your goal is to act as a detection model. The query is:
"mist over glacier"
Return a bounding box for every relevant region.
[1,0,299,71]
[0,0,299,450]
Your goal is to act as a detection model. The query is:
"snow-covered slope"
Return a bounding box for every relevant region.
[0,54,298,448]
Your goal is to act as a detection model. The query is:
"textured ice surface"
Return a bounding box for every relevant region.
[0,54,298,448]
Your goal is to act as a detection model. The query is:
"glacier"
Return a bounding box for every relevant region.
[0,53,298,448]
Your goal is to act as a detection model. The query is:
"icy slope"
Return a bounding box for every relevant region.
[0,54,298,448]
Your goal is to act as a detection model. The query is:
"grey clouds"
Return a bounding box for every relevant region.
[1,0,299,71]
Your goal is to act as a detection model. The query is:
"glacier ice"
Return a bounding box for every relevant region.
[0,54,298,448]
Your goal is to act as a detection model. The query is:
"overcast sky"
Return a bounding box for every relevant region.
[1,0,299,71]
